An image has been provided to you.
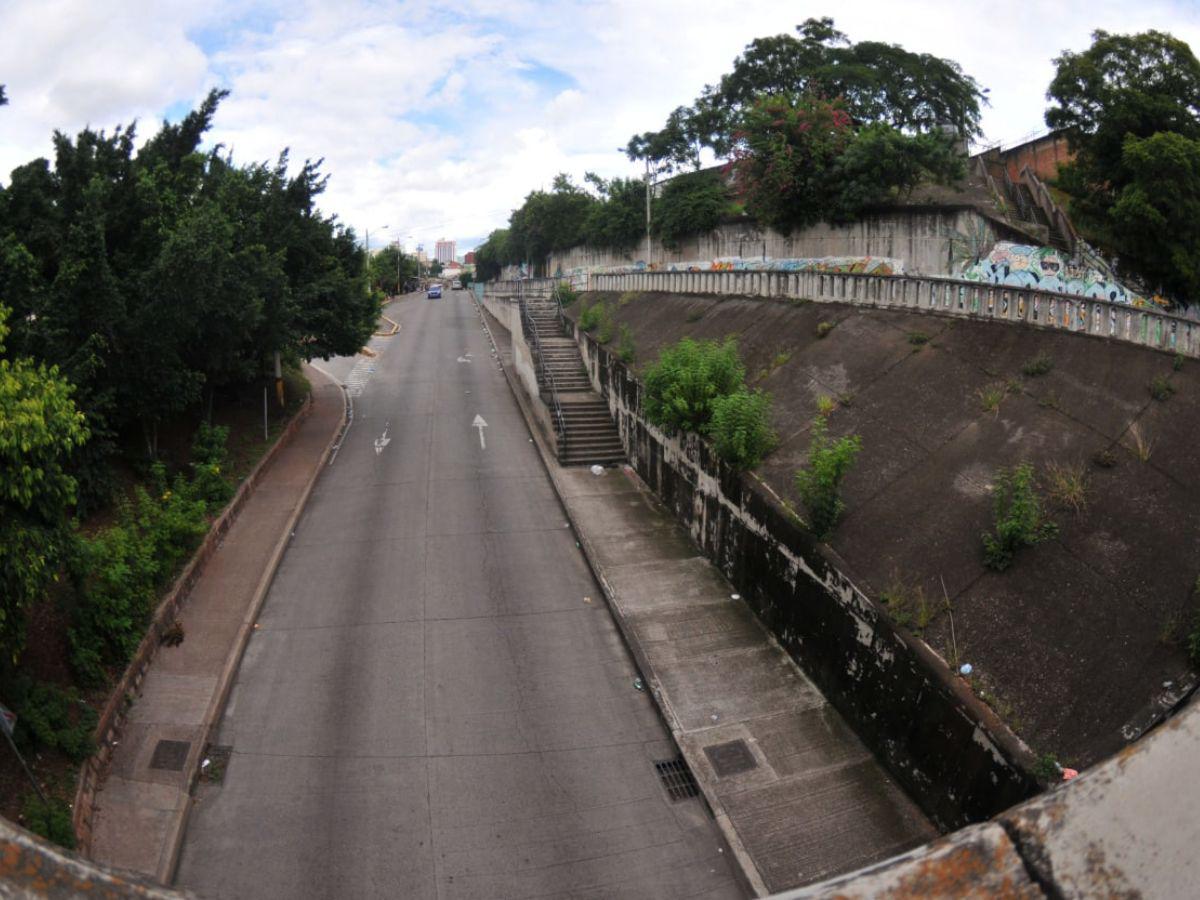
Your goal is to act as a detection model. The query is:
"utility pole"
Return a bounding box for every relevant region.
[644,157,652,267]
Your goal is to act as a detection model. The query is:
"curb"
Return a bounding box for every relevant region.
[158,366,349,885]
[472,296,766,898]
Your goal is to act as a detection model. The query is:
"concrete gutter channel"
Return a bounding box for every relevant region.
[475,297,935,896]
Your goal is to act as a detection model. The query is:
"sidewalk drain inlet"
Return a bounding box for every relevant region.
[704,739,758,778]
[654,756,700,802]
[149,739,191,772]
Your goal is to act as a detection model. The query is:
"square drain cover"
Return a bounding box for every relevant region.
[704,739,757,778]
[653,756,700,802]
[149,739,191,772]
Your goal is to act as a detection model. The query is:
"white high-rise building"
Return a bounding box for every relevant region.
[435,238,456,264]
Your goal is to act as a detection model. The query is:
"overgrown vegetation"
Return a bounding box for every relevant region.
[1044,461,1089,513]
[794,414,862,540]
[643,337,745,433]
[816,321,835,339]
[20,795,76,849]
[908,331,930,346]
[579,300,608,332]
[976,381,1008,414]
[880,574,936,634]
[981,464,1058,571]
[708,389,777,470]
[1022,353,1054,377]
[1149,375,1175,401]
[617,324,636,363]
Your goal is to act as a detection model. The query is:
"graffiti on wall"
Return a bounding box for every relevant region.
[556,255,905,277]
[957,242,1151,306]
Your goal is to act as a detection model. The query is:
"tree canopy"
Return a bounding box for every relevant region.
[1047,29,1200,300]
[627,17,985,171]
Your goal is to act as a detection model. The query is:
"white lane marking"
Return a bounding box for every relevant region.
[345,356,377,397]
[473,414,488,449]
[374,420,391,455]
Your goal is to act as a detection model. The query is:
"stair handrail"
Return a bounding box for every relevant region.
[1018,164,1079,259]
[552,280,571,337]
[519,294,568,451]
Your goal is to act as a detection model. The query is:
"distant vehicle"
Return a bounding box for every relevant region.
[451,282,462,291]
[427,284,442,299]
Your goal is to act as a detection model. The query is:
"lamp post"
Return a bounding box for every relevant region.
[364,224,390,285]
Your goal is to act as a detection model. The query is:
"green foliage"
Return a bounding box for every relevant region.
[0,676,96,762]
[653,169,732,248]
[794,415,861,540]
[506,175,596,270]
[1032,753,1062,782]
[729,94,964,234]
[367,244,419,295]
[189,423,234,508]
[1149,374,1175,401]
[908,332,930,346]
[816,321,834,338]
[582,175,645,250]
[0,306,89,662]
[627,17,984,169]
[643,338,745,433]
[68,476,210,686]
[707,389,777,470]
[472,229,509,281]
[1175,353,1185,372]
[555,282,578,307]
[579,301,607,332]
[981,464,1058,571]
[1022,353,1054,376]
[616,324,636,363]
[21,795,76,849]
[596,309,616,344]
[1047,29,1200,302]
[458,270,471,289]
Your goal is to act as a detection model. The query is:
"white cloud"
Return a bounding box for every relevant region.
[2,0,1199,251]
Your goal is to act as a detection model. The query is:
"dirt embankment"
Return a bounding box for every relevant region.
[574,290,1200,768]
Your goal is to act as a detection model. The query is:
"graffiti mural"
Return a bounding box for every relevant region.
[562,255,905,277]
[958,242,1150,306]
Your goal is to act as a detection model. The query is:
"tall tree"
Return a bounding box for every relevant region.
[1047,29,1200,299]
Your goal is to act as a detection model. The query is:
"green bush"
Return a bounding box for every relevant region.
[643,338,745,433]
[708,389,777,470]
[190,422,234,508]
[579,301,606,332]
[1149,374,1175,401]
[21,795,75,849]
[596,308,616,344]
[1,676,96,762]
[794,415,862,540]
[556,282,578,307]
[981,464,1058,571]
[1022,353,1054,376]
[617,325,636,363]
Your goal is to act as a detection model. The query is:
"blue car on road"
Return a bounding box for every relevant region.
[427,284,442,299]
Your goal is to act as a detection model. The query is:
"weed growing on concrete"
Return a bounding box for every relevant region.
[1032,753,1062,782]
[643,337,745,433]
[1044,461,1089,513]
[597,308,616,344]
[618,291,638,308]
[794,414,861,540]
[880,575,935,634]
[976,381,1007,414]
[772,351,792,370]
[708,389,778,471]
[816,394,836,416]
[1092,447,1118,468]
[617,325,636,364]
[1022,353,1054,377]
[1174,353,1185,372]
[579,301,606,332]
[1125,422,1155,462]
[1038,391,1061,410]
[969,676,1023,733]
[815,321,834,339]
[981,464,1058,571]
[1149,374,1175,401]
[685,310,705,323]
[787,297,812,307]
[908,331,930,346]
[837,392,855,408]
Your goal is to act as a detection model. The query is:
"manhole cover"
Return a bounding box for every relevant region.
[149,739,191,772]
[653,756,700,802]
[704,739,757,778]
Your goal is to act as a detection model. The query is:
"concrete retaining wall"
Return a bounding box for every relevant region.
[569,324,1039,830]
[548,208,996,277]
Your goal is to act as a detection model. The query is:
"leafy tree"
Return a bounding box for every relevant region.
[708,388,776,469]
[0,306,89,662]
[628,17,985,167]
[583,174,645,250]
[653,169,732,248]
[368,244,418,295]
[473,229,510,281]
[1046,29,1200,300]
[426,259,444,277]
[508,174,596,269]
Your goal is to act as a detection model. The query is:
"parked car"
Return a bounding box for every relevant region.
[427,284,442,299]
[451,282,462,291]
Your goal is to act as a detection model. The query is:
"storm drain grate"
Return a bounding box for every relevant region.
[654,756,700,802]
[149,739,191,772]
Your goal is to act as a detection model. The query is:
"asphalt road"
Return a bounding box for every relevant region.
[176,290,743,899]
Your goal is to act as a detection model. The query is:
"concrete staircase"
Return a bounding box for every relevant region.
[523,300,626,467]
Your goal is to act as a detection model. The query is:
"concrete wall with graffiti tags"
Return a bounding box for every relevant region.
[959,241,1151,307]
[546,207,1001,280]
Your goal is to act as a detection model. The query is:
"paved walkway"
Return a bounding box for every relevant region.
[89,365,345,882]
[482,302,937,895]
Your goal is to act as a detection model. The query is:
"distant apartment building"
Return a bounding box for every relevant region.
[435,239,456,264]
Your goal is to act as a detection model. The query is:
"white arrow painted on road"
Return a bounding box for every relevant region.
[457,355,472,363]
[473,414,488,449]
[374,421,391,456]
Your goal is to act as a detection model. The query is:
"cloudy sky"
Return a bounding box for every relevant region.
[2,0,1198,254]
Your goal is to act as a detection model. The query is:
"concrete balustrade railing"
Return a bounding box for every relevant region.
[485,279,557,301]
[589,269,1200,359]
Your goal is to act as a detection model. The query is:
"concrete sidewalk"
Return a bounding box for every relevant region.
[479,303,936,895]
[89,365,345,884]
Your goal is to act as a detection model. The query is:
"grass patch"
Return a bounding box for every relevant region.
[908,331,930,346]
[1092,447,1118,468]
[815,321,834,339]
[816,395,836,416]
[879,575,936,634]
[1149,374,1175,402]
[617,290,638,307]
[976,381,1007,414]
[1038,391,1060,410]
[579,301,606,332]
[1174,353,1185,372]
[1022,353,1054,376]
[982,464,1058,571]
[1044,461,1089,513]
[616,324,635,363]
[1125,423,1155,462]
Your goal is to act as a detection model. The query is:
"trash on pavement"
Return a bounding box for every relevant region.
[959,663,973,676]
[633,678,645,692]
[590,465,604,475]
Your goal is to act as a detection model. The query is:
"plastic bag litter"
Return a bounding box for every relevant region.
[590,465,604,475]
